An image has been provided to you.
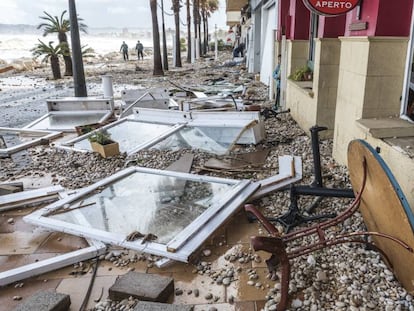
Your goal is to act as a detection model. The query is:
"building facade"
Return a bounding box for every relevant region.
[226,0,414,209]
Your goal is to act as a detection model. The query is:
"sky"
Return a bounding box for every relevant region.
[0,0,228,30]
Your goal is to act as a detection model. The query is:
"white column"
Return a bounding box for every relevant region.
[102,75,113,98]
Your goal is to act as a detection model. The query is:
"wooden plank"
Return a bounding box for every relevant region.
[165,153,194,173]
[204,149,270,170]
[348,139,414,293]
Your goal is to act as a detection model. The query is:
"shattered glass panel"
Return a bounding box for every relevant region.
[151,126,244,155]
[48,171,233,244]
[29,113,108,130]
[73,120,172,153]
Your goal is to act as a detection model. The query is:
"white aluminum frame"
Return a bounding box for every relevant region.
[249,155,303,201]
[0,239,106,286]
[0,185,66,212]
[0,127,62,157]
[55,109,265,156]
[55,116,186,156]
[24,167,259,263]
[23,110,114,132]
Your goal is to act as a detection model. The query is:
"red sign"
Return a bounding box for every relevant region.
[303,0,360,16]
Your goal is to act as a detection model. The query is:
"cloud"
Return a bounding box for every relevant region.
[106,7,129,15]
[0,0,227,29]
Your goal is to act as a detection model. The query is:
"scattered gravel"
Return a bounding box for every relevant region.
[1,53,413,311]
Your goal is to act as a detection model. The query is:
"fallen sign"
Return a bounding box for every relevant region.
[24,166,259,263]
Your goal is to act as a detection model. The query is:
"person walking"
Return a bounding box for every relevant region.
[135,40,144,60]
[272,54,281,110]
[120,41,129,61]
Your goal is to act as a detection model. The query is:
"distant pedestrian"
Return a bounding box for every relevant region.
[135,40,144,60]
[232,42,245,58]
[120,41,129,61]
[272,54,281,110]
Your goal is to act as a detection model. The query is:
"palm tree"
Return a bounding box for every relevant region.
[201,0,219,55]
[172,0,182,67]
[186,0,191,63]
[37,10,87,76]
[150,0,164,76]
[193,0,201,58]
[31,40,63,80]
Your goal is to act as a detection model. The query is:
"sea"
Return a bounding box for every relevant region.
[0,32,158,64]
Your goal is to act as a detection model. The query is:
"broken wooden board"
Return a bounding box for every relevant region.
[348,139,414,293]
[165,153,194,173]
[204,149,270,170]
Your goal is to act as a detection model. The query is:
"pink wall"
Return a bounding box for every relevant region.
[318,15,346,38]
[289,0,310,40]
[278,0,291,40]
[345,0,413,37]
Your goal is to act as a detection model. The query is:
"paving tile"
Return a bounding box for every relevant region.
[56,275,118,311]
[0,230,51,255]
[193,303,234,311]
[109,271,174,302]
[251,250,271,269]
[209,244,253,271]
[147,261,192,275]
[35,257,100,281]
[35,232,89,253]
[12,290,70,311]
[0,278,61,311]
[225,267,276,303]
[0,214,38,234]
[171,272,225,305]
[226,221,262,245]
[133,301,194,311]
[233,301,257,311]
[96,259,148,277]
[0,253,68,274]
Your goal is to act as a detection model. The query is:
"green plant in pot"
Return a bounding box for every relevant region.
[289,66,313,81]
[88,130,119,158]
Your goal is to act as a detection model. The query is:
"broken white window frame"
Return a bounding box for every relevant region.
[46,96,115,112]
[120,90,179,118]
[56,109,264,156]
[0,185,66,212]
[23,110,114,132]
[0,239,106,286]
[248,155,303,201]
[24,166,259,263]
[55,116,186,156]
[0,186,107,287]
[133,108,265,145]
[0,127,62,157]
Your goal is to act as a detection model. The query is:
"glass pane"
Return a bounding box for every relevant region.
[73,120,173,153]
[30,113,108,130]
[151,126,244,155]
[48,171,234,244]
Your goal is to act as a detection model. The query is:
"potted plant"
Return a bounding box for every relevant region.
[88,130,119,158]
[289,66,313,81]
